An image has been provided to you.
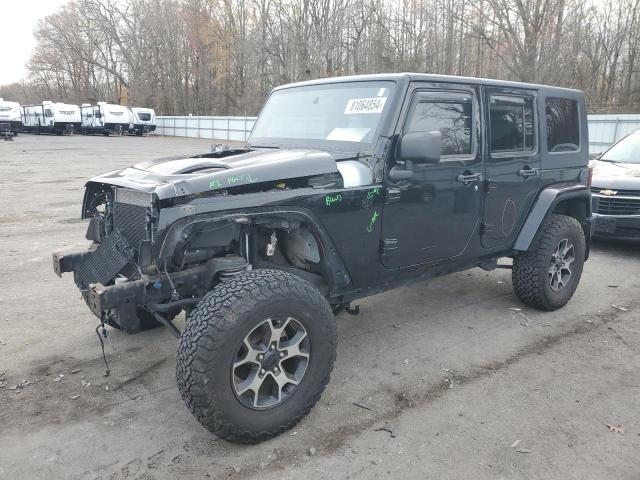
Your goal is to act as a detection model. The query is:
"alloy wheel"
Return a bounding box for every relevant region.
[231,315,310,409]
[548,238,575,292]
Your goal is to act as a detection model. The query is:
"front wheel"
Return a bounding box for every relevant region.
[512,214,586,311]
[176,269,337,444]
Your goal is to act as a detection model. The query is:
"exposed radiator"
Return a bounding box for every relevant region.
[113,188,153,248]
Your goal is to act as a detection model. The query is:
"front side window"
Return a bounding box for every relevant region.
[546,98,579,152]
[489,95,535,154]
[44,109,53,117]
[250,81,396,148]
[405,98,472,156]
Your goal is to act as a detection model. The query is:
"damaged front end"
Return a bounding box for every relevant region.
[53,147,350,335]
[53,183,249,334]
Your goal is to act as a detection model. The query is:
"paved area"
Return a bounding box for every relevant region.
[0,134,639,479]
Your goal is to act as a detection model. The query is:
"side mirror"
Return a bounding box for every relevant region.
[399,131,442,164]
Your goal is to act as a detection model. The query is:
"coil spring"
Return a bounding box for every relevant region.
[218,266,247,282]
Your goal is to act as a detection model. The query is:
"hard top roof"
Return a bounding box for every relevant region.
[274,72,583,96]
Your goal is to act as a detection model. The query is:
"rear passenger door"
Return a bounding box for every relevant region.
[481,88,541,248]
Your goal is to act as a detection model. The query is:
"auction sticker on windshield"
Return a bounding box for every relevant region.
[344,97,387,114]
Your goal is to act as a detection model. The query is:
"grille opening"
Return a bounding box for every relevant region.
[593,196,640,216]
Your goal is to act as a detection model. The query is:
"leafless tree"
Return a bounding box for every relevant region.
[1,0,638,113]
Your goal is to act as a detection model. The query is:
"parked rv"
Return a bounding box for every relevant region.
[81,102,130,136]
[128,106,156,135]
[0,98,22,137]
[22,101,81,135]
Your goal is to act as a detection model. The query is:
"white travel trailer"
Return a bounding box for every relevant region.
[0,98,22,137]
[81,102,130,135]
[22,101,81,134]
[127,106,156,135]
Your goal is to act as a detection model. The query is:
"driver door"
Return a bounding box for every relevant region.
[380,85,484,268]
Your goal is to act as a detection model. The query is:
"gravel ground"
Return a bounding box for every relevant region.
[0,134,639,480]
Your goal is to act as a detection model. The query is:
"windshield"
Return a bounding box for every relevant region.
[601,129,640,164]
[249,81,396,149]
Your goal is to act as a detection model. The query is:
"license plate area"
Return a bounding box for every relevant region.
[595,217,616,234]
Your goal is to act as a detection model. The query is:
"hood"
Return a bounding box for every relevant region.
[590,159,640,191]
[89,148,339,199]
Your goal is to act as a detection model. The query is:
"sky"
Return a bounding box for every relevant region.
[0,0,71,86]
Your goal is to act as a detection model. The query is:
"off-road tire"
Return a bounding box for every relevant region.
[512,214,585,311]
[176,269,337,444]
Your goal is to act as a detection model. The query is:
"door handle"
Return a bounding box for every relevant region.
[457,172,484,185]
[518,167,539,178]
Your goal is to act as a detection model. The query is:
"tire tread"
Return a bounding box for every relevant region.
[176,269,337,444]
[512,214,585,311]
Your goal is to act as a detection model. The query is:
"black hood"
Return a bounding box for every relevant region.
[590,159,640,191]
[88,148,338,199]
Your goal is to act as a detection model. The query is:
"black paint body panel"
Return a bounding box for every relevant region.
[62,73,592,311]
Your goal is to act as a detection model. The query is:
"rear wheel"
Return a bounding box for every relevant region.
[176,269,337,444]
[512,214,585,311]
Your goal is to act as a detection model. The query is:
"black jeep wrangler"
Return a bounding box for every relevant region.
[54,73,593,443]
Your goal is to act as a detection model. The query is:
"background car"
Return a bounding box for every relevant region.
[590,129,640,240]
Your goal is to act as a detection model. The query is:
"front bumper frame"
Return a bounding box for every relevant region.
[53,250,247,332]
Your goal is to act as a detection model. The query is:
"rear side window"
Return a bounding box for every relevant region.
[406,100,472,156]
[489,95,535,154]
[546,98,579,152]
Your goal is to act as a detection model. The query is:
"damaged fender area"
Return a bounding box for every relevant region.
[54,206,352,333]
[157,207,352,295]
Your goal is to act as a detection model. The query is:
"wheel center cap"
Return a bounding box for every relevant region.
[261,350,279,370]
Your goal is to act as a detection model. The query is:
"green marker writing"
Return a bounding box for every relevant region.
[325,194,342,206]
[367,210,380,232]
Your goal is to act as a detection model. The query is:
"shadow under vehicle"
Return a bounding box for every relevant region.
[53,73,594,443]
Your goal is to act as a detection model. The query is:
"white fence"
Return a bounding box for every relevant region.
[156,114,640,152]
[587,114,640,154]
[156,116,256,141]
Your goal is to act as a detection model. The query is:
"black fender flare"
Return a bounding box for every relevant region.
[514,184,593,252]
[157,206,352,294]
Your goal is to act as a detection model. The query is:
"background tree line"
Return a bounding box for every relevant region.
[1,0,639,115]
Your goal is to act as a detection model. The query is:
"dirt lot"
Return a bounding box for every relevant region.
[0,134,639,480]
